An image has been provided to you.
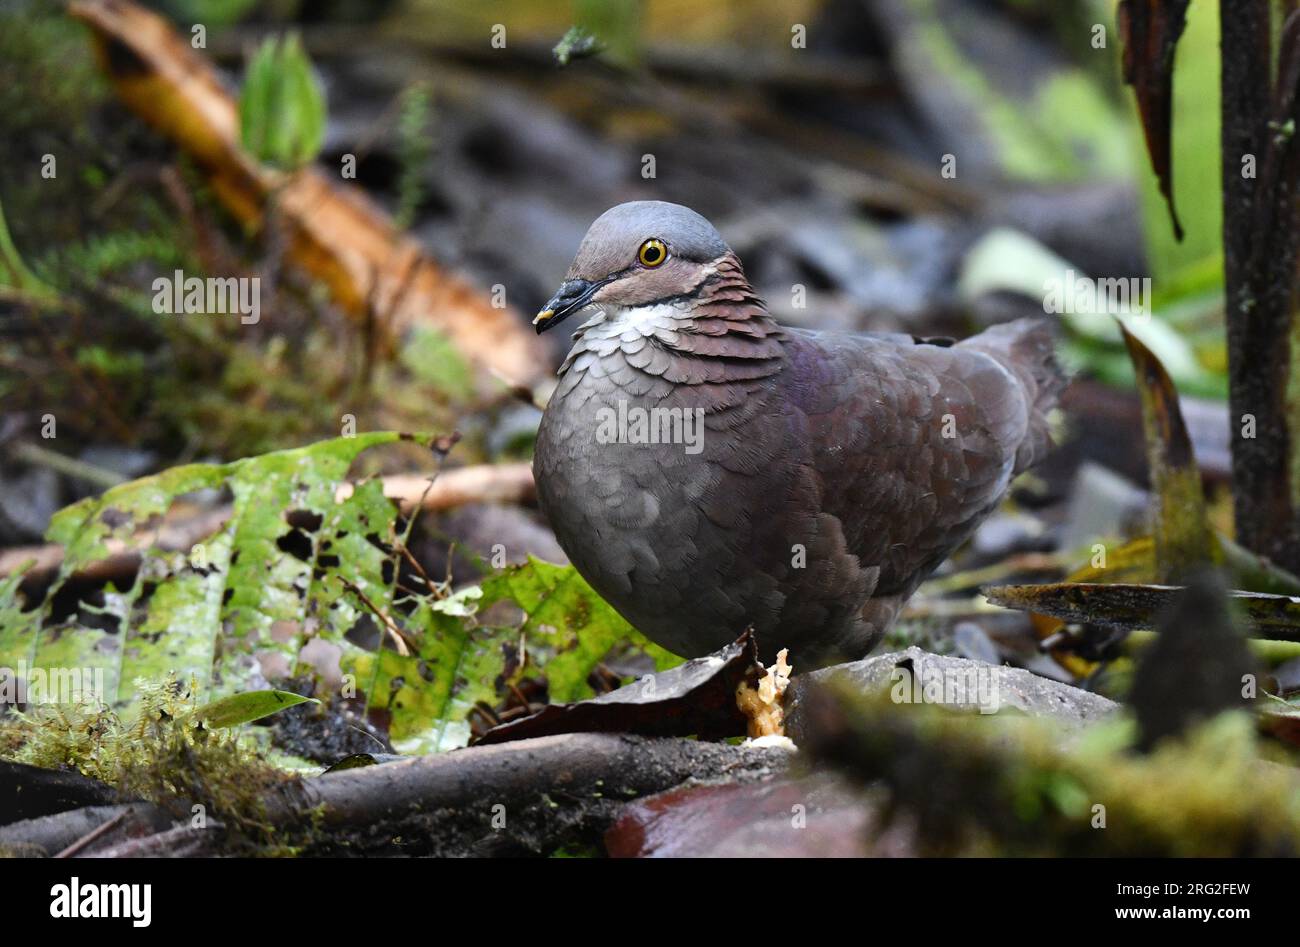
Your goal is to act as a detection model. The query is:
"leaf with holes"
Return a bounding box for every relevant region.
[0,433,422,713]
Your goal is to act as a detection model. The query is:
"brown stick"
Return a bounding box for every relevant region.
[54,809,129,858]
[380,464,536,515]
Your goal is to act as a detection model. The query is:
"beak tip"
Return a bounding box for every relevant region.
[533,309,553,332]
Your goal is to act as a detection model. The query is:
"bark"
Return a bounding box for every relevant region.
[270,733,787,829]
[1221,4,1300,572]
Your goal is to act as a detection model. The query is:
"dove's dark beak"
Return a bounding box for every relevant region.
[534,278,607,334]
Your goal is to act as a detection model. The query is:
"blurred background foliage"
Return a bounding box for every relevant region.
[11,2,1300,858]
[0,0,1266,742]
[0,0,1233,450]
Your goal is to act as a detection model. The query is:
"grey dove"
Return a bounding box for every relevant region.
[532,201,1063,669]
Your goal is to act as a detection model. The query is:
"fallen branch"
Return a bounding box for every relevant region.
[0,803,171,857]
[4,733,787,857]
[0,760,120,824]
[85,824,218,858]
[379,463,536,516]
[269,733,787,835]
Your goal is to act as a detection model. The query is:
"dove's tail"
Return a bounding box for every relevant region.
[960,318,1067,474]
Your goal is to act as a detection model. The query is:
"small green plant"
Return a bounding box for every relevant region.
[0,195,55,300]
[1,676,300,843]
[239,33,326,170]
[394,81,434,230]
[553,26,603,66]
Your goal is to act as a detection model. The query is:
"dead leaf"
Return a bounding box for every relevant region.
[605,775,874,858]
[1119,321,1219,581]
[1118,0,1190,240]
[985,580,1300,641]
[735,647,792,738]
[472,630,763,745]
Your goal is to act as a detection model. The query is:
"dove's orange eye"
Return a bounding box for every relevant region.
[638,238,667,267]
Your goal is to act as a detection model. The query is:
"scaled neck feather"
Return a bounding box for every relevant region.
[558,252,786,381]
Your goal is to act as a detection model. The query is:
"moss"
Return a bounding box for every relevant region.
[811,686,1300,856]
[0,675,300,851]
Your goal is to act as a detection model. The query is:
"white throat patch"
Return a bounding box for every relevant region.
[585,302,688,341]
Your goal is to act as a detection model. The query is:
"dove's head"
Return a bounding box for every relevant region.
[534,201,731,333]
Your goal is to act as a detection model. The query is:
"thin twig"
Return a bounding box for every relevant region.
[337,576,412,656]
[396,540,445,601]
[13,442,127,490]
[54,809,129,859]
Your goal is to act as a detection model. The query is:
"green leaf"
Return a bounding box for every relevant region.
[1,432,414,712]
[238,33,326,170]
[1126,0,1223,296]
[553,26,603,66]
[194,689,318,728]
[0,565,40,670]
[478,556,680,702]
[0,442,681,755]
[574,0,640,68]
[958,228,1226,399]
[0,193,55,299]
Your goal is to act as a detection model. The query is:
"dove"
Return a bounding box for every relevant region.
[532,201,1063,668]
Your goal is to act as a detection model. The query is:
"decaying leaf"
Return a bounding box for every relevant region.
[606,774,870,858]
[1257,698,1300,748]
[473,631,757,746]
[0,434,418,705]
[352,555,683,754]
[0,463,536,585]
[476,555,681,703]
[1119,320,1218,581]
[1118,0,1190,240]
[984,580,1300,641]
[1027,323,1222,675]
